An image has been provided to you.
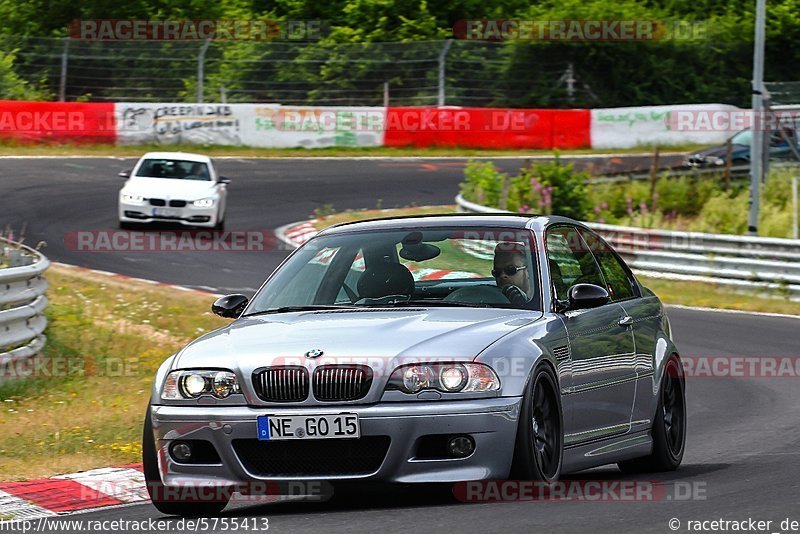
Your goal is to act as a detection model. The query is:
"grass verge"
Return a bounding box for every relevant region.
[311,206,800,316]
[0,265,227,481]
[0,142,703,158]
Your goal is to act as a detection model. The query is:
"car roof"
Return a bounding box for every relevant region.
[138,152,212,163]
[316,213,586,236]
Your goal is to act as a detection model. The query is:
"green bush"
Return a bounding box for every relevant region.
[460,161,799,237]
[690,190,749,235]
[460,161,508,208]
[460,158,590,219]
[0,50,49,100]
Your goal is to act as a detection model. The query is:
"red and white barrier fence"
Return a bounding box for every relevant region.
[0,100,740,149]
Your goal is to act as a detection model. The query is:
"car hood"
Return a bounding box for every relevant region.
[174,307,542,372]
[122,177,216,200]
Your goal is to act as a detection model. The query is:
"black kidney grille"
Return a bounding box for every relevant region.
[232,436,390,477]
[149,198,166,206]
[313,365,372,401]
[169,200,187,207]
[253,366,309,402]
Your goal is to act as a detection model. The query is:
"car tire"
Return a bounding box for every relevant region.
[213,212,225,231]
[142,408,229,516]
[618,355,686,473]
[119,221,135,230]
[510,364,563,481]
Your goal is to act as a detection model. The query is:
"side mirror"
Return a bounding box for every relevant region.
[219,176,231,184]
[566,283,611,311]
[119,169,132,179]
[212,294,249,318]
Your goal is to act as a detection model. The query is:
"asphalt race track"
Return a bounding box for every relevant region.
[2,156,799,533]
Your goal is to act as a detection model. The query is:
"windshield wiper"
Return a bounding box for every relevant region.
[380,300,493,308]
[242,305,357,317]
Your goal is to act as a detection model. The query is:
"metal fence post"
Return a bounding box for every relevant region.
[793,176,799,240]
[197,39,211,103]
[58,38,70,102]
[437,39,453,107]
[748,0,767,236]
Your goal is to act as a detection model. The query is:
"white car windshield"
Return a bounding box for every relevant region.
[135,159,211,181]
[245,226,541,313]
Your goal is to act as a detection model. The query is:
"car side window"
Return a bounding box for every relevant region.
[545,226,606,301]
[579,229,638,301]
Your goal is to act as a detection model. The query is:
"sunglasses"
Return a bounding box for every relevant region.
[492,265,527,278]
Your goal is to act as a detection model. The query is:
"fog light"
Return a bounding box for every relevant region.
[171,441,193,462]
[447,435,475,458]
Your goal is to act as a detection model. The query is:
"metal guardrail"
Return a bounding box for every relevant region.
[0,237,49,373]
[455,194,800,297]
[587,163,752,184]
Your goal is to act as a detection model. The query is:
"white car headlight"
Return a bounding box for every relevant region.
[161,370,241,400]
[192,198,215,208]
[387,363,499,394]
[121,193,144,204]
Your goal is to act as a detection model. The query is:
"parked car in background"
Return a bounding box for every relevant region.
[118,152,229,229]
[685,128,798,168]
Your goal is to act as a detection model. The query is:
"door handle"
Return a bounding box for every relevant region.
[618,316,634,327]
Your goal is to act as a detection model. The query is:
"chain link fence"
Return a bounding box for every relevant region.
[3,34,771,107]
[1,35,595,106]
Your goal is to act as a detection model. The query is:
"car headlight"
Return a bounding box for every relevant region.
[161,370,241,400]
[711,157,725,166]
[192,198,215,208]
[121,193,144,204]
[387,363,500,394]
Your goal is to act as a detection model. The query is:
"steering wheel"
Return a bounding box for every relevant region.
[500,284,528,306]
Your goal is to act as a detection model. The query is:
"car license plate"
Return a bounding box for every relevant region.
[257,414,360,441]
[152,208,181,217]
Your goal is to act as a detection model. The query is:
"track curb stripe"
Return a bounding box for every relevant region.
[0,465,145,521]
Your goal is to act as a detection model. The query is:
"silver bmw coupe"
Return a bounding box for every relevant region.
[143,214,686,515]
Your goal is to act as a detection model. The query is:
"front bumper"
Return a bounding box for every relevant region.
[150,397,522,486]
[119,202,218,227]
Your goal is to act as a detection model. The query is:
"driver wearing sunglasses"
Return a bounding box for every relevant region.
[492,242,532,306]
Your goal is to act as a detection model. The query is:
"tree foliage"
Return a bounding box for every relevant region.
[0,0,797,106]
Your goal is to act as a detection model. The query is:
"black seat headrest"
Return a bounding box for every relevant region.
[357,262,415,299]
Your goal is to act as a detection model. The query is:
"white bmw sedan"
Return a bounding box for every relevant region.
[118,152,229,230]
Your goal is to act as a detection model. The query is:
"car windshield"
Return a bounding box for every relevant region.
[245,226,541,313]
[730,130,752,146]
[135,159,211,181]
